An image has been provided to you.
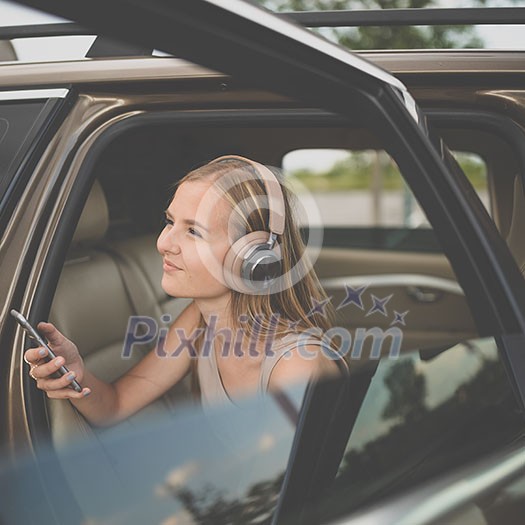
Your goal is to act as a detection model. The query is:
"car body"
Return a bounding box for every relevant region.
[1,1,525,524]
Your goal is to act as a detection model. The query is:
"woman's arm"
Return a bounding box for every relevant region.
[26,301,201,427]
[73,301,201,427]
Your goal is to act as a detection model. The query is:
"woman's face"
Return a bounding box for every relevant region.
[157,179,233,300]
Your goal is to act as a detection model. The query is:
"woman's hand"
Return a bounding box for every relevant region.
[23,322,91,399]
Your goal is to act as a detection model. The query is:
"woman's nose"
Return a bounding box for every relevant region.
[157,226,182,255]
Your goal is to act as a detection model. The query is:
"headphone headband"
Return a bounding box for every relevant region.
[208,155,285,236]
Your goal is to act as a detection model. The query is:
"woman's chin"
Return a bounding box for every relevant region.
[161,276,183,297]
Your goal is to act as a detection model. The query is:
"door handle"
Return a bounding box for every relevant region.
[406,285,442,303]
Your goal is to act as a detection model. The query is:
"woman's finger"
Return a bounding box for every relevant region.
[35,369,77,391]
[45,387,91,400]
[30,356,65,380]
[36,321,65,347]
[24,347,48,365]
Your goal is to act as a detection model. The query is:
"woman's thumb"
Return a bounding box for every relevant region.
[37,321,64,346]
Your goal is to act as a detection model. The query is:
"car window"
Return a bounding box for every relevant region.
[0,99,55,199]
[259,1,525,52]
[10,382,306,525]
[314,337,525,523]
[283,147,488,253]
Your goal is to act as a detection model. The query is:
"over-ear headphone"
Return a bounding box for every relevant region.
[207,155,286,293]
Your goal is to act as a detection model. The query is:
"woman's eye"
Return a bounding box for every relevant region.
[188,227,202,238]
[163,217,174,227]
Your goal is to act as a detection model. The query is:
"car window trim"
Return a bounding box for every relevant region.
[426,110,525,177]
[285,7,525,28]
[0,88,69,101]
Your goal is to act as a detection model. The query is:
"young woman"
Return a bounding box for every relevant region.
[23,155,348,427]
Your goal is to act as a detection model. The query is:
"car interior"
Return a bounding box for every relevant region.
[41,112,525,450]
[42,114,524,441]
[37,113,523,434]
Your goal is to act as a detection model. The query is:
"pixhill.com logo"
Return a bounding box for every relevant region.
[121,283,408,361]
[286,284,407,360]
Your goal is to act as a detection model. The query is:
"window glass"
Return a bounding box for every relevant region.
[45,384,305,525]
[315,337,525,522]
[283,148,488,229]
[0,100,51,198]
[455,150,490,212]
[257,2,525,51]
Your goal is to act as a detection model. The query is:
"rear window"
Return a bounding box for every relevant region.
[283,148,488,229]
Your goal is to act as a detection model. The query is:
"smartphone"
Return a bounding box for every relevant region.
[11,309,83,393]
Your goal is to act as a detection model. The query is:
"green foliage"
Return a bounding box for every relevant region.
[256,0,493,50]
[287,150,486,192]
[381,358,427,424]
[289,151,402,191]
[455,152,487,189]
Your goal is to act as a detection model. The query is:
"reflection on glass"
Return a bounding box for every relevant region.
[45,383,307,525]
[317,338,525,520]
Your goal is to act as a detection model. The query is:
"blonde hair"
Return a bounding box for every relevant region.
[173,157,335,396]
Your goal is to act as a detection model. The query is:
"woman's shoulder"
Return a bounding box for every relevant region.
[270,330,337,357]
[262,329,348,392]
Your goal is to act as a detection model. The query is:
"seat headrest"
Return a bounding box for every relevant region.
[506,175,525,274]
[72,180,109,245]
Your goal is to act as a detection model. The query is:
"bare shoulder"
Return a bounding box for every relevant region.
[268,344,342,392]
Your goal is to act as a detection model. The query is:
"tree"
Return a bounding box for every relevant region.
[174,472,285,524]
[255,0,495,50]
[381,359,427,424]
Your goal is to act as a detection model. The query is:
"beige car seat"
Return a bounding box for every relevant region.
[47,180,192,447]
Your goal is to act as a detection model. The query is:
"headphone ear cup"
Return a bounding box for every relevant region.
[223,231,281,293]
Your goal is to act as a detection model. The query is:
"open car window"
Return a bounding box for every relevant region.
[283,147,489,254]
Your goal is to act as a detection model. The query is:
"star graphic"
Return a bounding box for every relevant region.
[391,310,409,326]
[366,294,393,317]
[287,319,301,332]
[337,284,368,310]
[306,296,332,318]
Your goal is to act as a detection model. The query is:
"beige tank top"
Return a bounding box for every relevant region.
[197,331,349,408]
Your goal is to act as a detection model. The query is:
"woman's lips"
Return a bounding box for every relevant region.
[163,260,183,272]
